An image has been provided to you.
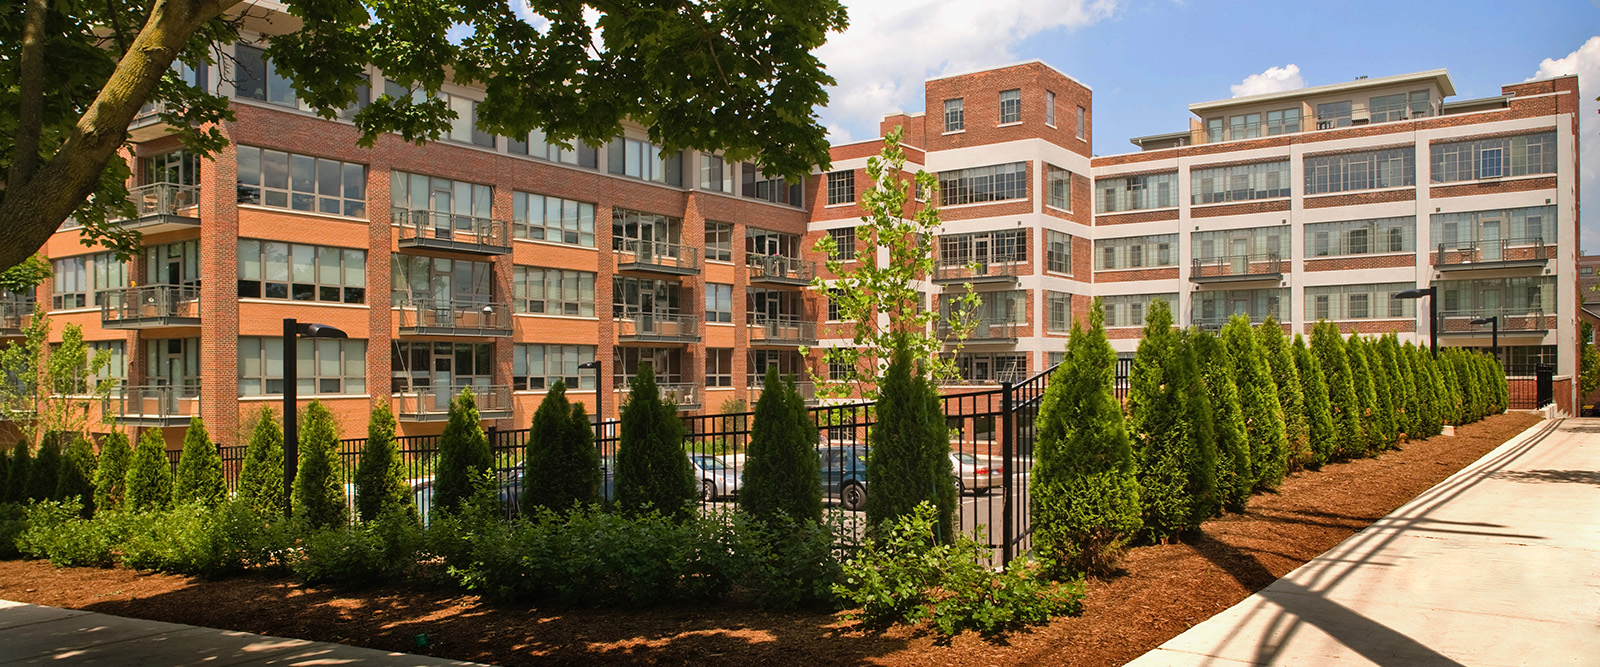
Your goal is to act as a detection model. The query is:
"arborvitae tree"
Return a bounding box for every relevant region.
[356,401,415,522]
[1416,345,1444,436]
[741,367,823,525]
[1345,336,1382,456]
[1436,351,1462,426]
[172,416,225,506]
[1292,335,1335,467]
[1126,299,1216,540]
[4,440,28,502]
[433,388,496,515]
[1464,352,1489,422]
[1032,302,1141,576]
[1492,357,1510,413]
[238,406,287,517]
[615,363,696,519]
[1403,344,1433,437]
[1222,315,1287,491]
[124,429,173,511]
[92,431,131,513]
[1312,322,1362,460]
[56,436,97,516]
[292,401,348,529]
[1258,317,1309,468]
[1383,336,1419,440]
[27,437,61,502]
[1426,349,1451,430]
[1367,337,1399,450]
[1193,329,1251,512]
[865,341,957,540]
[520,381,602,515]
[0,450,9,504]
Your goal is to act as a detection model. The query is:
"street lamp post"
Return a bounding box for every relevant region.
[1470,315,1500,365]
[1394,287,1438,358]
[283,318,348,495]
[579,360,602,437]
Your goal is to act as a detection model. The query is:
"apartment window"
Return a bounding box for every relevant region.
[1047,292,1073,332]
[827,288,844,321]
[740,163,804,206]
[705,349,733,387]
[1046,230,1073,274]
[390,171,493,227]
[607,136,683,185]
[938,230,1028,266]
[828,228,856,261]
[699,154,733,192]
[1315,100,1352,129]
[1408,91,1432,118]
[510,192,595,247]
[87,341,127,388]
[954,353,1027,383]
[938,162,1027,206]
[1369,93,1409,123]
[1228,113,1262,140]
[238,337,366,396]
[1430,132,1557,183]
[1101,293,1178,328]
[1304,217,1416,257]
[237,240,366,304]
[236,146,366,217]
[1304,146,1415,195]
[705,283,733,323]
[1045,91,1056,127]
[998,89,1021,124]
[705,221,734,261]
[827,170,856,205]
[1191,160,1290,204]
[1191,289,1286,326]
[612,208,682,248]
[613,277,682,316]
[513,344,596,391]
[1303,283,1417,321]
[391,255,494,306]
[1045,164,1072,210]
[1076,106,1086,140]
[142,150,200,186]
[1191,227,1285,261]
[746,228,802,263]
[52,253,125,310]
[1095,234,1178,270]
[512,266,595,316]
[940,290,1025,325]
[391,341,494,392]
[1265,108,1301,135]
[235,45,297,107]
[1206,118,1224,143]
[508,127,599,168]
[944,98,965,132]
[1430,206,1555,249]
[828,358,851,381]
[1095,172,1177,213]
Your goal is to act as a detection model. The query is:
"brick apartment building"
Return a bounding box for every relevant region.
[0,8,1583,448]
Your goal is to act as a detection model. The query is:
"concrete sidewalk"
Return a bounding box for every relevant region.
[0,599,489,666]
[1125,418,1600,667]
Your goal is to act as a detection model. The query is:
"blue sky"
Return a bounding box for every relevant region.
[813,0,1600,252]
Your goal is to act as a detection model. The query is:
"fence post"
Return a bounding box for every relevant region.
[1000,380,1015,567]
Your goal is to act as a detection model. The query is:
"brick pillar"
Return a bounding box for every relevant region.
[595,202,616,420]
[198,138,241,440]
[366,164,394,424]
[491,185,516,429]
[681,195,706,412]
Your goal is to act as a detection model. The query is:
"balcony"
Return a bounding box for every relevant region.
[392,208,511,256]
[1438,309,1554,336]
[101,285,201,329]
[931,256,1024,285]
[615,309,700,344]
[752,379,819,406]
[1434,239,1553,272]
[938,320,1019,343]
[395,299,512,337]
[394,384,513,422]
[120,183,200,233]
[1191,253,1284,284]
[747,256,816,287]
[127,102,176,143]
[658,382,701,410]
[119,384,199,427]
[615,239,699,276]
[0,296,34,336]
[747,316,818,347]
[1190,314,1279,332]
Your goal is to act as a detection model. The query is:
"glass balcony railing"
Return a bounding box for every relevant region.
[657,382,701,410]
[119,383,200,426]
[1191,252,1285,282]
[394,384,513,422]
[747,255,816,286]
[125,183,201,227]
[751,379,818,406]
[747,316,818,346]
[391,208,511,255]
[1434,238,1553,270]
[395,299,512,337]
[101,285,201,329]
[1438,308,1553,334]
[615,308,700,343]
[0,296,34,334]
[931,255,1025,284]
[938,320,1019,342]
[614,239,699,276]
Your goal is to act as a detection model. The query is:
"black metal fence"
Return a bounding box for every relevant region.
[1503,363,1554,410]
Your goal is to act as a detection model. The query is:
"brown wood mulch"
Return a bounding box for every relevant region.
[0,411,1543,667]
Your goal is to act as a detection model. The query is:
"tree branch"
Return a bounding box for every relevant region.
[6,0,51,196]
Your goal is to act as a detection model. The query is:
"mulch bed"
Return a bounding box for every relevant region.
[0,411,1543,666]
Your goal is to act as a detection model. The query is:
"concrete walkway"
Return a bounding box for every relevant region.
[1125,418,1600,667]
[0,599,489,666]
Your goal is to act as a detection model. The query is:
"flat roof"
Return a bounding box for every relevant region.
[1129,130,1192,147]
[1188,69,1456,116]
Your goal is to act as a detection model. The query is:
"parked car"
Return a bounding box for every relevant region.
[818,446,868,511]
[949,452,1003,495]
[689,454,741,500]
[413,459,615,524]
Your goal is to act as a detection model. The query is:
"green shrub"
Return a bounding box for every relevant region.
[55,437,97,516]
[433,388,495,515]
[740,367,824,525]
[1193,329,1251,512]
[0,453,9,507]
[3,441,27,503]
[124,429,173,512]
[1346,336,1384,456]
[521,381,601,515]
[1381,336,1418,440]
[731,513,839,608]
[1032,301,1141,577]
[120,499,297,577]
[27,438,60,502]
[1125,299,1216,540]
[1366,337,1399,450]
[293,507,425,587]
[615,363,696,520]
[1293,334,1335,467]
[1258,318,1310,469]
[292,401,347,529]
[0,503,25,559]
[16,499,122,567]
[355,401,414,522]
[835,502,1083,638]
[1405,343,1438,437]
[866,341,958,541]
[1436,350,1462,425]
[238,406,287,518]
[1312,322,1362,460]
[1222,315,1287,491]
[92,432,131,513]
[173,417,225,507]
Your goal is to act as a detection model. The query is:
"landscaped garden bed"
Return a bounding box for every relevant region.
[0,410,1540,666]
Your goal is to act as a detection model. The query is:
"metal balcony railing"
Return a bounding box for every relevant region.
[0,296,34,335]
[1434,238,1553,270]
[614,239,699,276]
[931,255,1025,284]
[747,255,816,286]
[615,308,700,343]
[751,379,818,406]
[101,285,201,329]
[938,320,1019,342]
[119,383,199,426]
[747,316,818,346]
[395,299,512,337]
[1190,252,1284,282]
[1189,313,1276,332]
[394,384,513,422]
[1438,308,1553,334]
[657,382,701,410]
[125,183,201,227]
[391,208,512,255]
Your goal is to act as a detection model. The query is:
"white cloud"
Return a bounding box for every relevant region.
[815,0,1122,141]
[1531,37,1600,254]
[1230,64,1305,98]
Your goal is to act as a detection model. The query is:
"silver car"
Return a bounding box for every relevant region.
[690,454,741,500]
[950,452,1003,495]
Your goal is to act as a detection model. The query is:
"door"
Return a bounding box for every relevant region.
[639,290,656,334]
[637,222,656,263]
[1480,219,1502,261]
[974,238,990,275]
[431,342,453,411]
[1231,236,1249,274]
[1482,287,1502,319]
[430,189,453,239]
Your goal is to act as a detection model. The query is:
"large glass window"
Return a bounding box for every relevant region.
[699,154,732,192]
[607,137,682,185]
[1047,292,1073,332]
[1047,230,1073,274]
[827,228,856,261]
[705,349,733,387]
[827,170,855,205]
[235,45,297,107]
[1305,216,1417,257]
[615,347,686,386]
[938,162,1027,206]
[511,192,595,246]
[1304,146,1415,195]
[1436,276,1556,315]
[507,127,599,168]
[87,341,127,388]
[940,290,1025,324]
[1095,172,1177,213]
[999,89,1021,124]
[938,230,1028,266]
[944,98,964,132]
[611,208,682,249]
[1045,91,1056,126]
[1102,293,1178,328]
[1191,227,1286,261]
[746,227,802,261]
[1266,108,1301,136]
[1315,100,1352,129]
[954,353,1028,383]
[705,222,734,261]
[390,341,494,393]
[740,163,803,206]
[391,255,494,306]
[1094,234,1177,270]
[1045,164,1072,210]
[1304,283,1416,321]
[513,344,596,391]
[1430,132,1557,183]
[52,253,125,309]
[238,240,365,303]
[141,150,200,186]
[237,146,367,217]
[1192,289,1286,326]
[238,337,366,396]
[612,277,682,315]
[512,266,594,316]
[1191,160,1290,204]
[1431,205,1555,250]
[1368,93,1410,123]
[390,171,493,227]
[705,283,733,323]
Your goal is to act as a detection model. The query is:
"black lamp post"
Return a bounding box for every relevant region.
[283,318,348,494]
[579,359,602,437]
[1394,287,1438,358]
[1471,316,1500,364]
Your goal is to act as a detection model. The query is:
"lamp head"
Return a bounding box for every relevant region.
[296,323,348,338]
